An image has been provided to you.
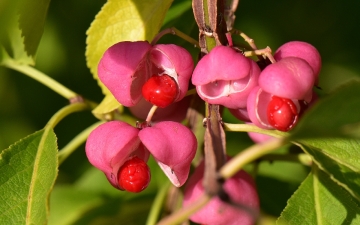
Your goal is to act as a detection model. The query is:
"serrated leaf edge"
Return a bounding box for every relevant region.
[276,171,312,225]
[298,142,360,203]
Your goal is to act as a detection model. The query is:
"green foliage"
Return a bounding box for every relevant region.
[277,166,360,225]
[286,80,360,205]
[0,129,58,224]
[162,0,192,25]
[0,0,50,64]
[18,0,51,58]
[2,0,360,224]
[299,140,360,202]
[0,17,34,65]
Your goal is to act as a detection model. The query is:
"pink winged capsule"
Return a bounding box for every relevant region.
[274,41,322,78]
[247,86,302,131]
[86,120,197,190]
[139,121,197,187]
[85,121,150,189]
[98,41,194,107]
[259,57,315,102]
[98,41,152,107]
[149,44,194,102]
[192,46,260,109]
[246,86,274,129]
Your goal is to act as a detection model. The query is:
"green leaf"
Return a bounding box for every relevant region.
[297,139,360,202]
[286,80,360,203]
[85,0,173,95]
[1,15,34,65]
[290,80,360,139]
[0,46,11,64]
[0,129,58,225]
[0,0,50,64]
[277,167,360,225]
[91,94,122,120]
[162,0,192,25]
[18,0,51,58]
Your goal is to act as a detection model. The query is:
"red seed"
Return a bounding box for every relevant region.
[267,96,298,132]
[117,156,151,193]
[142,74,179,108]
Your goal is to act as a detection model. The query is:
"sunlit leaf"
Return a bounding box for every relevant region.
[91,94,122,120]
[297,139,360,202]
[277,166,360,225]
[0,129,58,224]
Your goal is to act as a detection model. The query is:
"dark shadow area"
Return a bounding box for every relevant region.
[256,175,301,216]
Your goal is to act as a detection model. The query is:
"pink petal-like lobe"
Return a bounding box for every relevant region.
[192,46,251,85]
[274,41,322,77]
[138,121,197,187]
[150,44,194,102]
[192,46,258,108]
[98,41,152,106]
[247,86,273,129]
[229,107,250,122]
[85,121,149,188]
[259,57,315,101]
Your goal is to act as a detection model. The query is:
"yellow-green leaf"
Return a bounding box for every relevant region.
[91,94,122,120]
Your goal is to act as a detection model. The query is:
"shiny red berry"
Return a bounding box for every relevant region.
[267,96,299,132]
[117,156,151,193]
[142,74,179,108]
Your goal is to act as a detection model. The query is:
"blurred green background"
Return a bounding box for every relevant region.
[1,0,360,224]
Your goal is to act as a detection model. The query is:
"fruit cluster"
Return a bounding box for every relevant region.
[86,41,197,194]
[85,35,321,224]
[193,41,321,132]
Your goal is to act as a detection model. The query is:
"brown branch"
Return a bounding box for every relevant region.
[192,0,229,196]
[203,104,227,196]
[224,0,240,31]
